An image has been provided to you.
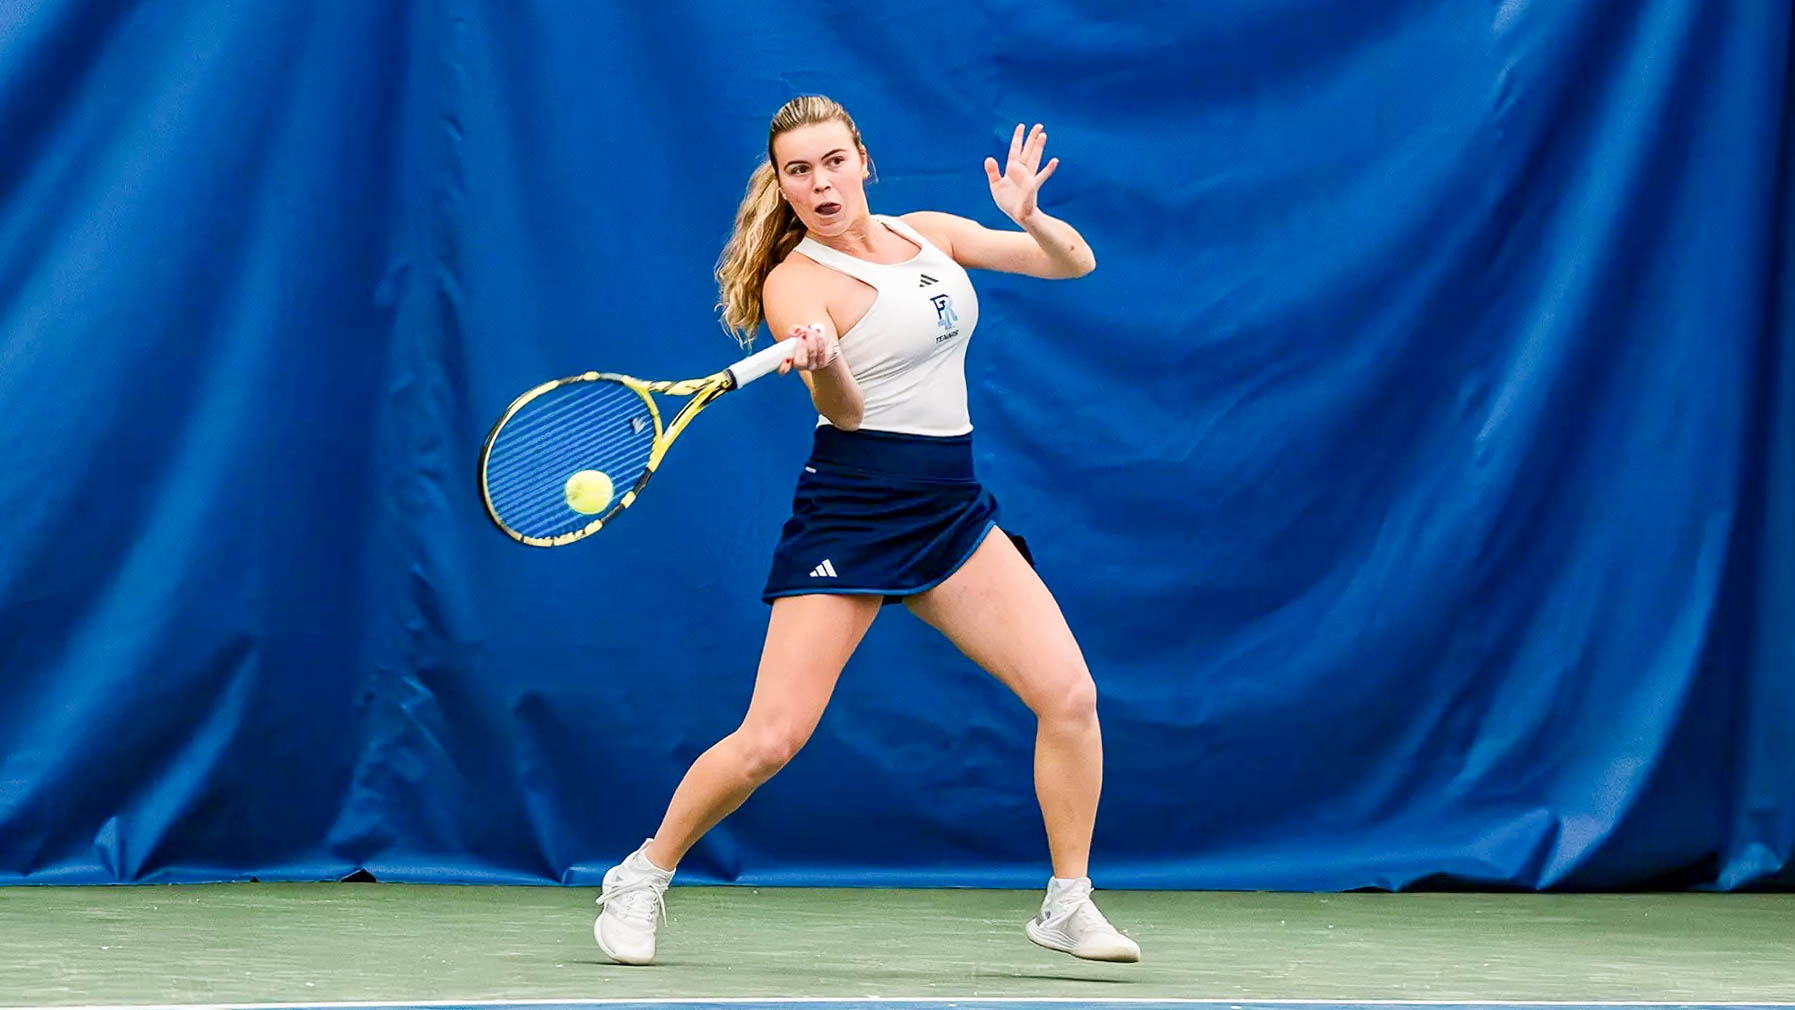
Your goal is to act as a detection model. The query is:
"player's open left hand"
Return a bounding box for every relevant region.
[986,122,1059,226]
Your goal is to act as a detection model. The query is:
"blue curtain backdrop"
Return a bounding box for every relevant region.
[1,0,1790,889]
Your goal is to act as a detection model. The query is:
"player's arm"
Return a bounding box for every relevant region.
[903,123,1095,279]
[762,262,864,431]
[903,209,1094,279]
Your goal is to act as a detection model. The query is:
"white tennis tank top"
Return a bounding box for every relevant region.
[792,215,979,437]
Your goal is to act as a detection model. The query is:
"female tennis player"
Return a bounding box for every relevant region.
[593,95,1138,966]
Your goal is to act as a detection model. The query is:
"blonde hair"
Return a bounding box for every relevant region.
[715,95,871,343]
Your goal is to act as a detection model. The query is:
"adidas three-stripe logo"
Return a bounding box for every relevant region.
[917,273,939,287]
[809,559,838,578]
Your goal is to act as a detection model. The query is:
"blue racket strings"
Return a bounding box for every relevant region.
[486,380,656,538]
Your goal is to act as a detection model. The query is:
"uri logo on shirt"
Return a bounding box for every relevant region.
[930,293,958,330]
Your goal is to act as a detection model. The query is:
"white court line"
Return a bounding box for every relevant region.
[0,1000,1783,1006]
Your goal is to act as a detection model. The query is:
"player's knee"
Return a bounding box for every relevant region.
[736,723,811,779]
[1033,672,1099,727]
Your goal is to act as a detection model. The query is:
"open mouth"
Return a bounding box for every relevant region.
[815,202,842,217]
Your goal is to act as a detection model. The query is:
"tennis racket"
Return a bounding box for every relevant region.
[479,339,797,547]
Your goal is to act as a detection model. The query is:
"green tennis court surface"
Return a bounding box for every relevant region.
[3,886,1790,1006]
[0,1003,1789,1010]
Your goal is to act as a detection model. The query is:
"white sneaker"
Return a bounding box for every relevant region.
[1024,876,1141,962]
[593,840,673,965]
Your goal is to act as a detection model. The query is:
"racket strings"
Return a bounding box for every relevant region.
[492,381,652,458]
[488,393,648,511]
[495,440,650,535]
[485,381,658,537]
[502,435,649,531]
[490,394,649,509]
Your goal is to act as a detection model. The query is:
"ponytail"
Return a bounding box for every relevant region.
[715,161,807,344]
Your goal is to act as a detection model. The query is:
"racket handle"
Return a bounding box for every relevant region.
[725,338,800,388]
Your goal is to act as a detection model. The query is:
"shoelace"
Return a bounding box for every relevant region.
[1064,899,1114,934]
[1043,888,1113,935]
[601,875,668,926]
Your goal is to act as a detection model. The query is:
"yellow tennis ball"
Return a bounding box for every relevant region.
[564,469,615,514]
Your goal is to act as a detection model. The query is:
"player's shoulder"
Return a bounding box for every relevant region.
[898,210,975,253]
[766,250,825,289]
[763,251,831,315]
[898,209,972,228]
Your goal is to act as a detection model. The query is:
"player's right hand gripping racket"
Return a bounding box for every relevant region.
[478,339,796,547]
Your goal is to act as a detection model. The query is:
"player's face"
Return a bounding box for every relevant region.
[772,121,869,237]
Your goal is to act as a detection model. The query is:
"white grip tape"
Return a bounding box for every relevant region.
[724,334,803,388]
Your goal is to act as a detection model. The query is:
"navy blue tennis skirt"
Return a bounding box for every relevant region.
[762,425,1031,605]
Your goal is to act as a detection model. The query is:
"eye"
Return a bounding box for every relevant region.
[828,156,846,168]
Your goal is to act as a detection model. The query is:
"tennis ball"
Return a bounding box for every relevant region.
[564,469,615,514]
